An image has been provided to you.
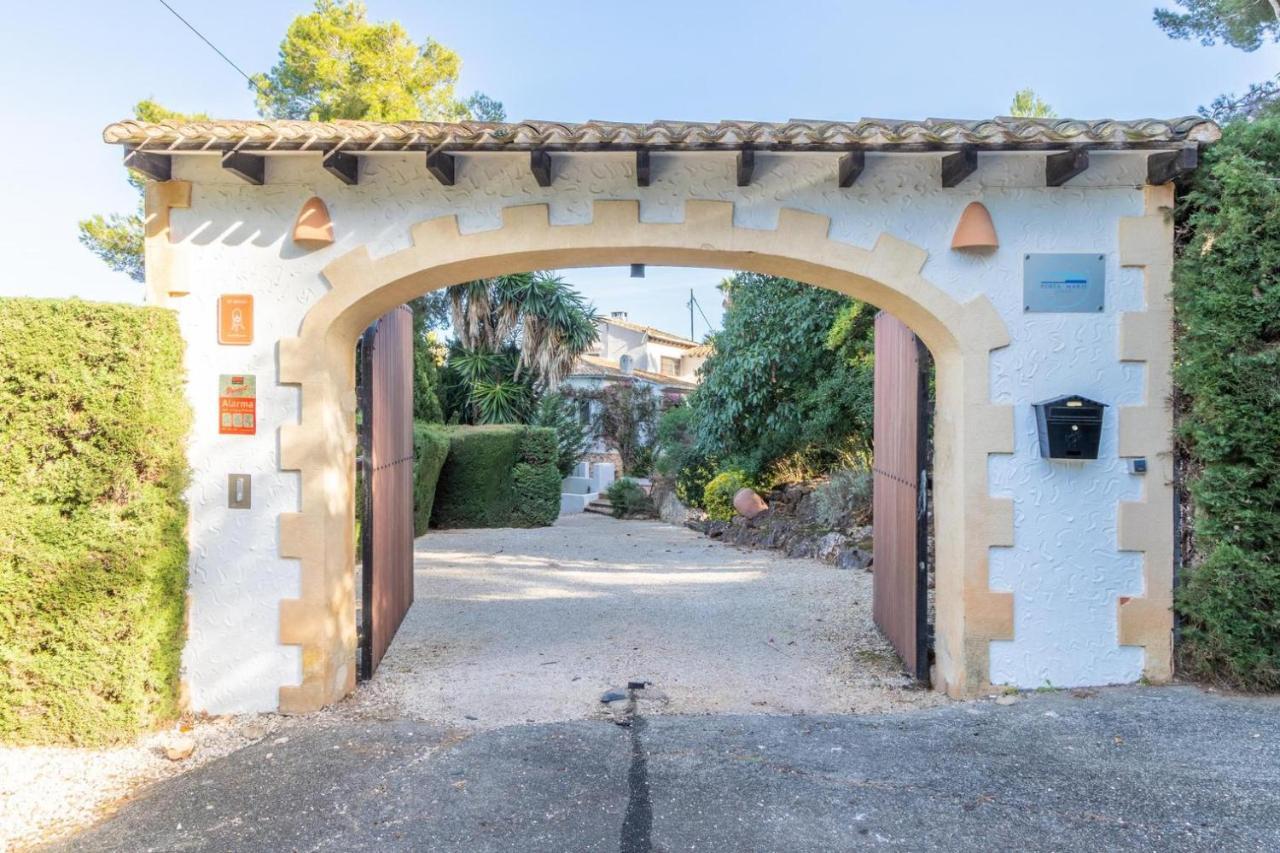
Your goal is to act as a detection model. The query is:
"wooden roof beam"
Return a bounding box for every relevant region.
[123,148,171,182]
[940,147,977,188]
[221,151,264,185]
[737,148,755,186]
[324,150,358,185]
[837,150,865,188]
[1147,145,1197,185]
[531,149,552,187]
[1046,147,1089,187]
[426,150,455,185]
[636,149,651,187]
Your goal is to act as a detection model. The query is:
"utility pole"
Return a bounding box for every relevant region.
[689,288,695,341]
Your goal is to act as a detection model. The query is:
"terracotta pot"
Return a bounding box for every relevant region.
[733,487,769,520]
[951,201,998,250]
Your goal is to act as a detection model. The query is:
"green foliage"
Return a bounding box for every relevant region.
[1009,88,1056,118]
[1154,0,1279,50]
[443,273,598,424]
[704,470,751,522]
[530,393,591,476]
[588,382,660,474]
[252,0,466,122]
[410,299,446,423]
[430,426,559,528]
[411,422,450,535]
[686,273,875,480]
[605,478,654,519]
[511,429,562,527]
[0,299,190,745]
[654,404,718,507]
[1172,112,1280,690]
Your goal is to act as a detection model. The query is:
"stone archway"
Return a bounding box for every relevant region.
[275,199,1015,713]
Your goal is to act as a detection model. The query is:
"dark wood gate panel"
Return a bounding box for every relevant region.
[872,310,930,683]
[358,304,415,679]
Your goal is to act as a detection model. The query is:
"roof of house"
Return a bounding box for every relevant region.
[600,316,700,349]
[570,354,698,391]
[685,344,713,357]
[103,116,1220,153]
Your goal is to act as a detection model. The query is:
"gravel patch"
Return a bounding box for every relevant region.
[2,513,937,849]
[356,513,944,727]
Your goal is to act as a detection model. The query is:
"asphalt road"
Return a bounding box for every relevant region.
[52,686,1280,852]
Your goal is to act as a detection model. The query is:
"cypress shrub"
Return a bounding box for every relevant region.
[1173,112,1280,690]
[431,425,524,528]
[430,425,561,528]
[511,427,561,527]
[0,298,190,744]
[411,422,450,536]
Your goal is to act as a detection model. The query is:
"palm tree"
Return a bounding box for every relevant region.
[443,272,598,422]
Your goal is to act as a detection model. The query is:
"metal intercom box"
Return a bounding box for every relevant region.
[1024,253,1106,313]
[1033,395,1106,460]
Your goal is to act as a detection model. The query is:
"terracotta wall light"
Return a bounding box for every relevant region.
[951,201,998,251]
[293,197,334,248]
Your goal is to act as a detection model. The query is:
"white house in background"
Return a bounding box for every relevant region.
[558,313,709,513]
[572,311,708,395]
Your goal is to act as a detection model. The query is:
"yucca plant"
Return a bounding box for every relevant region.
[469,377,532,424]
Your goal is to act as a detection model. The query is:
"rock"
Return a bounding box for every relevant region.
[733,488,769,520]
[600,689,627,704]
[816,532,849,561]
[164,736,196,761]
[995,695,1019,706]
[836,546,872,571]
[240,722,267,741]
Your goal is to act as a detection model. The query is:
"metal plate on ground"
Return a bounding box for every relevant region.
[1023,253,1106,313]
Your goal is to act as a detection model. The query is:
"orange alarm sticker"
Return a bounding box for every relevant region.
[218,295,254,345]
[218,374,256,435]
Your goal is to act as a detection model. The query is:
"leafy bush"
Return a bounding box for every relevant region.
[629,446,655,478]
[812,467,873,530]
[530,392,591,476]
[411,422,450,536]
[1172,110,1280,690]
[432,425,523,527]
[605,478,654,519]
[686,274,875,480]
[703,470,751,522]
[431,425,560,528]
[654,404,717,508]
[0,299,190,745]
[511,428,561,526]
[587,382,660,474]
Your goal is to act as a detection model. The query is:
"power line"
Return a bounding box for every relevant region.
[155,0,268,96]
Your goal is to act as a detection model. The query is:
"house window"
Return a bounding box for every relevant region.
[661,356,680,376]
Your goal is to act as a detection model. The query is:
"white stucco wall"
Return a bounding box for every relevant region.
[164,148,1152,712]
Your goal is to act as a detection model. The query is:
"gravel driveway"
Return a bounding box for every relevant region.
[352,513,941,727]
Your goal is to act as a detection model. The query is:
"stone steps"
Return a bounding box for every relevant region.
[583,498,614,516]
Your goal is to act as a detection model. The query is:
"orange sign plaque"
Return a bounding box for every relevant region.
[218,295,254,345]
[218,374,256,435]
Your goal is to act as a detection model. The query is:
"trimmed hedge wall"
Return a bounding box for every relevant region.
[1172,112,1280,691]
[412,421,450,536]
[431,425,560,528]
[0,298,190,745]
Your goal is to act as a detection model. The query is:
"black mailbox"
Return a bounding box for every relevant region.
[1033,395,1106,460]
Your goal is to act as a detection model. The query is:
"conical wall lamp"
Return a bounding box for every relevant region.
[951,201,998,251]
[293,197,334,249]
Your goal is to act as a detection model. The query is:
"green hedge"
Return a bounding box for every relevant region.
[431,425,560,528]
[1172,112,1280,690]
[412,422,450,536]
[0,298,190,745]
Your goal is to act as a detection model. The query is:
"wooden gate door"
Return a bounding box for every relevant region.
[357,304,415,679]
[871,311,931,683]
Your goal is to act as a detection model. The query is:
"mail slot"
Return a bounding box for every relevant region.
[1033,395,1106,460]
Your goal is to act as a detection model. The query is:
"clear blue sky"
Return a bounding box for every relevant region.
[2,1,1276,337]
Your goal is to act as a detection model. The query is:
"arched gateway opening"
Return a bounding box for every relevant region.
[278,200,1015,712]
[107,115,1208,715]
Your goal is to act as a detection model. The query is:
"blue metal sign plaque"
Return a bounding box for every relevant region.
[1023,253,1106,313]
